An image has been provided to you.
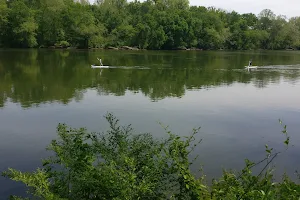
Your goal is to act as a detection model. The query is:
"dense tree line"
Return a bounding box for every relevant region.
[1,0,300,50]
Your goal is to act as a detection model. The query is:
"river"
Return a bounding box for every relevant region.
[0,49,300,198]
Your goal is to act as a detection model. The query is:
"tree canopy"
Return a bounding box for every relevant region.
[0,0,300,50]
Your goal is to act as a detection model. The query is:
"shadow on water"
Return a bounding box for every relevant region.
[1,49,300,108]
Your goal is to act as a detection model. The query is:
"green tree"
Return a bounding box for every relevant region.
[6,0,38,47]
[36,0,66,46]
[63,2,104,48]
[285,17,300,49]
[0,0,9,46]
[1,0,300,50]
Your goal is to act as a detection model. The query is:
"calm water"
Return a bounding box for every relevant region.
[1,49,300,197]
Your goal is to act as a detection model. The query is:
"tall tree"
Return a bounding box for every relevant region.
[6,0,38,47]
[36,0,66,46]
[0,0,9,46]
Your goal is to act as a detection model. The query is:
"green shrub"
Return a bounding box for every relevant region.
[3,113,208,199]
[2,114,300,200]
[54,41,70,48]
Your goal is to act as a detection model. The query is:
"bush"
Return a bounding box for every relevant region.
[54,41,70,48]
[3,113,207,199]
[2,114,300,199]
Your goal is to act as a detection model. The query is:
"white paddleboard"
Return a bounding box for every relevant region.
[91,65,110,69]
[245,66,258,69]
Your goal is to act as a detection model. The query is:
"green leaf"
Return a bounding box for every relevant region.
[284,138,290,145]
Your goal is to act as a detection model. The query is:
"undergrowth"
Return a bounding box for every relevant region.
[2,113,299,199]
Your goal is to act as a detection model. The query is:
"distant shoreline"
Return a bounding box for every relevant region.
[0,46,298,51]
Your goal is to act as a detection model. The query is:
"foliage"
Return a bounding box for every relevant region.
[210,119,299,199]
[3,168,66,200]
[0,0,9,46]
[4,0,38,47]
[0,0,300,49]
[2,113,208,199]
[55,41,70,48]
[2,113,300,199]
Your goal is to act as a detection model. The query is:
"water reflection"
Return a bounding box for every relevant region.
[1,49,300,108]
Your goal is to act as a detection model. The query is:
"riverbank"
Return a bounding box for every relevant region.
[2,46,298,51]
[39,45,204,51]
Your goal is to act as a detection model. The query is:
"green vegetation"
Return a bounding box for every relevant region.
[2,113,300,199]
[1,0,300,50]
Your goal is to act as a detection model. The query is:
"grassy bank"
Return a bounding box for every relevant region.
[2,113,300,199]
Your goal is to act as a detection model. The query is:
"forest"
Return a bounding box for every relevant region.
[1,0,300,50]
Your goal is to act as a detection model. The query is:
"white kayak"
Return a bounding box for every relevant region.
[91,65,110,69]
